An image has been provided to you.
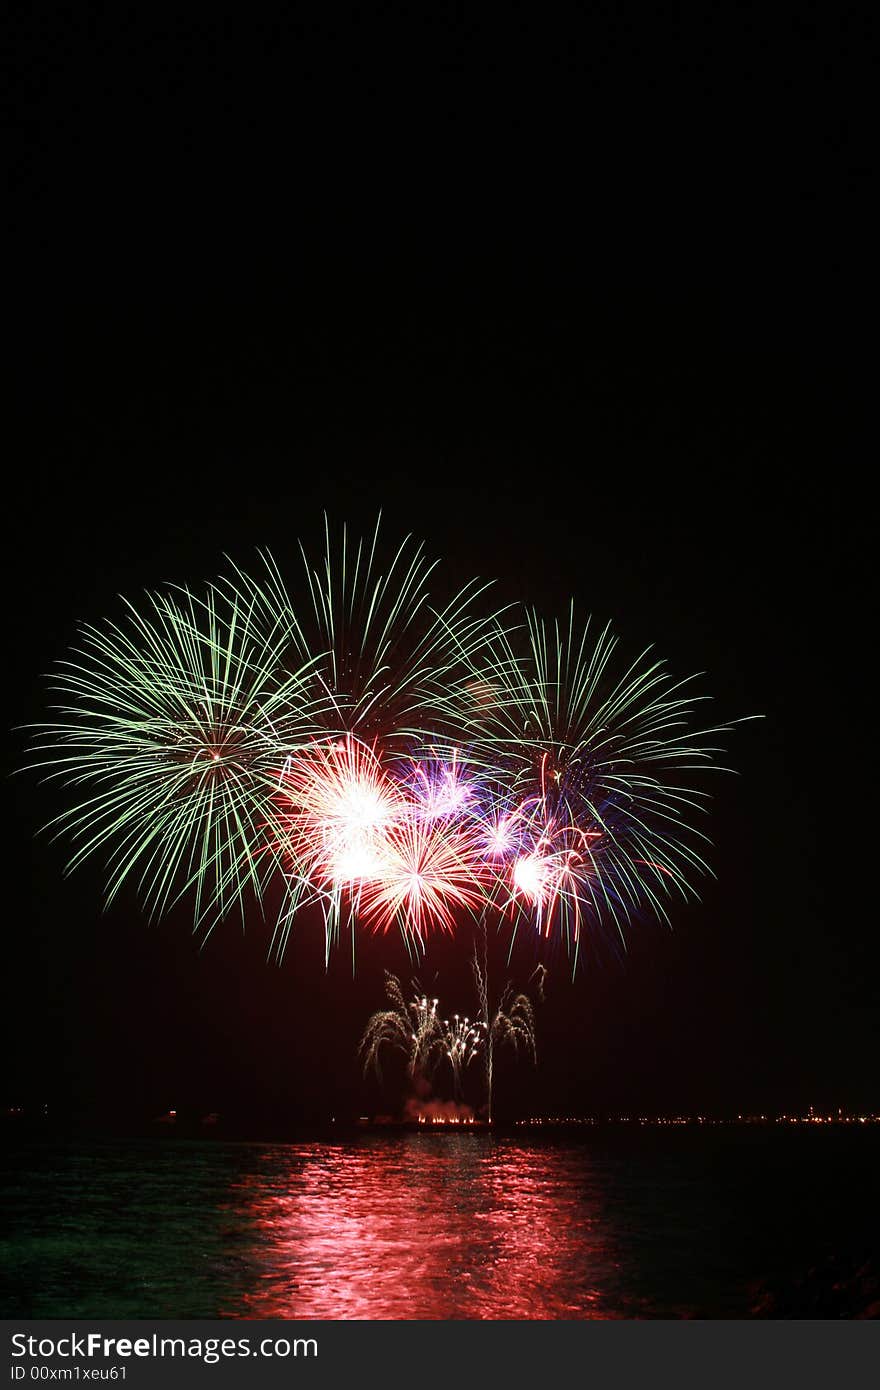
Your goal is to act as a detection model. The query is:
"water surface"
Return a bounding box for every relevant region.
[2,1131,877,1318]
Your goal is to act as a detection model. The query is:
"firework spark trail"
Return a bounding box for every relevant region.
[471,945,540,1120]
[222,516,501,752]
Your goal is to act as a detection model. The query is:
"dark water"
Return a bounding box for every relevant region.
[2,1131,878,1319]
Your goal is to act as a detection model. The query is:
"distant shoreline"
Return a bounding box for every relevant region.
[3,1112,879,1145]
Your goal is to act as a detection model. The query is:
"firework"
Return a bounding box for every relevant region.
[448,603,732,960]
[436,1012,484,1100]
[27,518,741,969]
[406,747,477,821]
[358,973,444,1082]
[274,735,404,895]
[489,982,538,1060]
[26,519,504,946]
[27,580,322,928]
[356,805,487,944]
[273,739,488,955]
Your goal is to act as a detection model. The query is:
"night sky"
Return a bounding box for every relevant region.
[5,15,872,1131]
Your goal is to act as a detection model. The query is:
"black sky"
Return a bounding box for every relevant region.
[4,11,873,1127]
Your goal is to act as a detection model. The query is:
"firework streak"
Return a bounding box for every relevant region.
[27,517,737,964]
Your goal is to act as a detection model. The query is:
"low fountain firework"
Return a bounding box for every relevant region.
[26,515,739,967]
[358,969,538,1118]
[358,975,445,1084]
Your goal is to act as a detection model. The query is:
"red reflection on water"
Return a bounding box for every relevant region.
[219,1137,625,1319]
